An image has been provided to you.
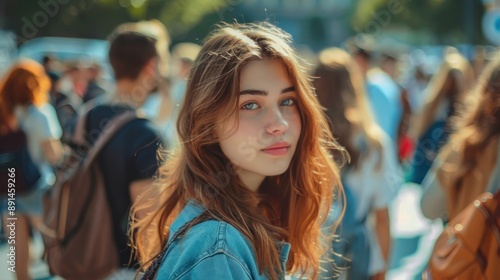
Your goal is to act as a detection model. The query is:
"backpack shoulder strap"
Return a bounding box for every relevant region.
[71,103,111,146]
[71,108,90,147]
[81,111,139,171]
[475,193,500,254]
[140,211,214,280]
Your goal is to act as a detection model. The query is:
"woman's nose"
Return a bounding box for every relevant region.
[265,110,288,135]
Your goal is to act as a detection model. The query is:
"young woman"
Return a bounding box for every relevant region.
[421,53,500,221]
[409,48,473,184]
[131,22,344,280]
[313,48,400,280]
[0,59,64,280]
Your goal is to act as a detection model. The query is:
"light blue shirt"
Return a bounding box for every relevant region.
[366,69,402,145]
[156,200,291,279]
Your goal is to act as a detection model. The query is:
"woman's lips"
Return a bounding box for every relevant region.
[261,142,290,156]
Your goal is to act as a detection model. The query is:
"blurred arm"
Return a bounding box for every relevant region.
[41,139,64,165]
[420,168,447,220]
[374,207,391,266]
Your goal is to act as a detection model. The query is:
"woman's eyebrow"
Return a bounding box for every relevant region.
[281,86,295,93]
[239,86,295,96]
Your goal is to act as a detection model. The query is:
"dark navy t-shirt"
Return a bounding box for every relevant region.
[86,104,164,267]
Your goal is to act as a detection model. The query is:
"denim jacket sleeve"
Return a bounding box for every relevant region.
[176,252,252,280]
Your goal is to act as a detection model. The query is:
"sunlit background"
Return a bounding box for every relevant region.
[1,1,500,279]
[1,0,498,79]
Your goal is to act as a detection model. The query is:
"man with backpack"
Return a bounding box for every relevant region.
[42,29,167,280]
[86,30,166,278]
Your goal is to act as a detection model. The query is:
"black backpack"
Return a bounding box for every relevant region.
[0,124,41,196]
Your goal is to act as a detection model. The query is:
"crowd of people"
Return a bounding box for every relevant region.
[0,19,499,280]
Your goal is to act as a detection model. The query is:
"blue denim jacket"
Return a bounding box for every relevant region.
[156,201,291,280]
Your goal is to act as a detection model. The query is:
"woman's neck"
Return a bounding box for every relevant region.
[237,169,265,192]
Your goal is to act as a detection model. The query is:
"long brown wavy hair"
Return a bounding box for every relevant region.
[445,53,500,190]
[410,48,473,139]
[313,47,383,170]
[0,59,50,130]
[130,22,344,279]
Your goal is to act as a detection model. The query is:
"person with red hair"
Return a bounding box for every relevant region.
[0,59,63,280]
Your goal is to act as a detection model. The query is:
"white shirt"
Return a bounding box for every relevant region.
[15,103,62,188]
[344,132,401,274]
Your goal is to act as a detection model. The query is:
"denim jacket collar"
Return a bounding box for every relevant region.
[168,200,205,243]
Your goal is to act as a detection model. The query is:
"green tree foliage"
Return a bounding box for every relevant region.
[3,0,228,42]
[352,0,485,44]
[99,0,227,28]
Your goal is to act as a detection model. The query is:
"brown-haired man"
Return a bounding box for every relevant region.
[84,31,165,279]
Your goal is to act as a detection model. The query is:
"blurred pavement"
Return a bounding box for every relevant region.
[387,182,443,280]
[0,231,60,279]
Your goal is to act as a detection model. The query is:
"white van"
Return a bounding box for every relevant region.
[17,36,112,81]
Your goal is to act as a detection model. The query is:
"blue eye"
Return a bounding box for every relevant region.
[281,98,296,106]
[241,102,259,110]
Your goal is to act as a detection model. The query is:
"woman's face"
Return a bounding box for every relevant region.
[217,59,302,192]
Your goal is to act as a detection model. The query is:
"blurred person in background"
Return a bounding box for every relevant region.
[82,30,165,279]
[42,54,59,81]
[55,62,84,99]
[116,19,177,147]
[0,59,63,280]
[379,51,414,163]
[346,36,403,151]
[60,63,88,98]
[314,47,401,280]
[170,42,201,111]
[421,52,500,221]
[471,46,490,80]
[401,52,430,166]
[403,49,430,115]
[48,71,81,144]
[82,62,108,104]
[163,42,201,147]
[379,52,399,82]
[409,48,473,185]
